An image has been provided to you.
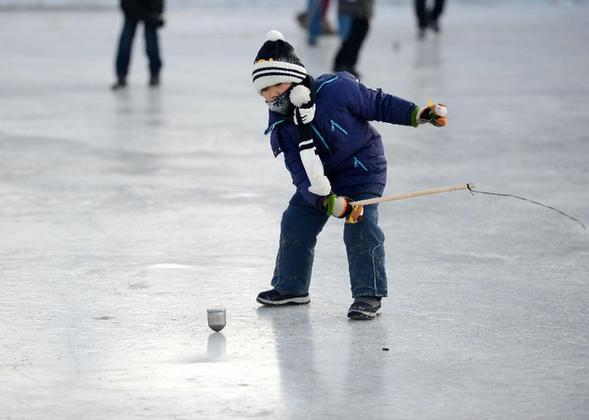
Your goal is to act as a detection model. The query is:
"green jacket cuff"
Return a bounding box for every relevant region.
[410,106,420,128]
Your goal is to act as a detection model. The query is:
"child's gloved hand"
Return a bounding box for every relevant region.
[290,84,316,125]
[416,102,447,127]
[324,193,353,218]
[294,107,315,125]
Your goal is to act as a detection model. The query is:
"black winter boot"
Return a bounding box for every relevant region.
[347,296,382,320]
[149,75,160,87]
[257,289,310,306]
[111,78,126,90]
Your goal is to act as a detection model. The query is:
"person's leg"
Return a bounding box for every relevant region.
[144,23,162,85]
[270,201,329,295]
[429,0,445,32]
[307,0,323,45]
[333,17,368,76]
[343,198,387,299]
[333,14,354,72]
[414,0,428,38]
[337,13,352,40]
[344,17,369,72]
[114,15,138,85]
[344,195,386,319]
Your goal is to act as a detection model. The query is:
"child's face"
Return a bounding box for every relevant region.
[261,82,292,102]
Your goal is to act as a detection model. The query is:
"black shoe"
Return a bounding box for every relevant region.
[429,20,440,33]
[111,79,126,90]
[256,289,310,306]
[347,297,382,320]
[149,75,160,87]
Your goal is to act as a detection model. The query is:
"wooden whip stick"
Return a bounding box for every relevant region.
[349,183,475,206]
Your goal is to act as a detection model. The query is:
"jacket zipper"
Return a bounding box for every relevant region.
[310,123,330,151]
[353,156,368,172]
[330,120,349,135]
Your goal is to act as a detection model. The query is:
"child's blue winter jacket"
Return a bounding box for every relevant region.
[265,72,417,208]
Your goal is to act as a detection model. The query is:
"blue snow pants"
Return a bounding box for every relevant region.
[271,193,387,298]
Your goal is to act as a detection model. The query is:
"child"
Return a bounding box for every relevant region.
[252,30,446,320]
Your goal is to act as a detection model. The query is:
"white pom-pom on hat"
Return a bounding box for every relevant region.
[265,30,285,42]
[289,85,312,107]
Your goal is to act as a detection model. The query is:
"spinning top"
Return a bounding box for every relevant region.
[207,308,226,332]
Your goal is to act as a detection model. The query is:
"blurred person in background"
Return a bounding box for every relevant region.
[414,0,445,39]
[333,0,373,78]
[111,0,165,90]
[296,0,336,46]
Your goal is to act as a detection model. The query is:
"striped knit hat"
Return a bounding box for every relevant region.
[252,30,307,94]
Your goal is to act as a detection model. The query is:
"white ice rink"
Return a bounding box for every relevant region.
[1,1,588,419]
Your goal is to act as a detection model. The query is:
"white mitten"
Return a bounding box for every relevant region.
[294,107,315,125]
[290,84,316,125]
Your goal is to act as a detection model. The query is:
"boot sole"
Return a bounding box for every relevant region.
[256,296,310,306]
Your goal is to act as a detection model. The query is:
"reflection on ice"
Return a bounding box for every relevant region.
[206,333,226,361]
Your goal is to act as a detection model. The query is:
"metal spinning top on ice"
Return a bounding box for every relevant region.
[207,308,226,332]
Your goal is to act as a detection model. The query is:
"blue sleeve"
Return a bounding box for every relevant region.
[342,77,419,127]
[276,128,325,209]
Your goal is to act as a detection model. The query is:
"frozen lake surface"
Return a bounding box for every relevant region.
[1,2,588,419]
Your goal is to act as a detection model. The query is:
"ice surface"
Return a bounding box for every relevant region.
[1,2,588,419]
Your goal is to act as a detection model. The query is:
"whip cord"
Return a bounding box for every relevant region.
[467,185,586,230]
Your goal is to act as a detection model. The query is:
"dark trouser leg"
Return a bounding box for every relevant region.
[431,0,444,20]
[343,198,387,298]
[430,0,445,21]
[115,15,138,80]
[345,18,369,70]
[334,15,351,71]
[414,0,428,29]
[144,23,162,78]
[333,17,369,72]
[271,200,329,295]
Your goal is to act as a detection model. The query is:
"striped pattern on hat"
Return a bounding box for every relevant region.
[252,60,307,93]
[252,30,307,94]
